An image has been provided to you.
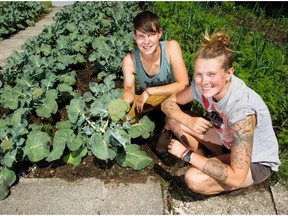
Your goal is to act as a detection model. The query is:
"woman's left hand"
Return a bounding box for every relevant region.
[168,139,188,159]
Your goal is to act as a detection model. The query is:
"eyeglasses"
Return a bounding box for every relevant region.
[208,111,223,128]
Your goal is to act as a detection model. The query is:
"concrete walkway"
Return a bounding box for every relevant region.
[0,7,61,68]
[0,6,288,215]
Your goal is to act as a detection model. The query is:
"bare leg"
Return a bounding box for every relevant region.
[184,154,254,195]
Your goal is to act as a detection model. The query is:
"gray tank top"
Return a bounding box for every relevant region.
[134,41,175,89]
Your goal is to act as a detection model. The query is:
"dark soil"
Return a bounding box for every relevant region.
[17,140,185,185]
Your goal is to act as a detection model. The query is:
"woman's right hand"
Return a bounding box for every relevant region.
[136,89,150,113]
[187,116,213,135]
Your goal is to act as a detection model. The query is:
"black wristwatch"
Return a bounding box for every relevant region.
[182,150,193,163]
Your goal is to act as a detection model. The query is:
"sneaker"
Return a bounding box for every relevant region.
[155,129,172,154]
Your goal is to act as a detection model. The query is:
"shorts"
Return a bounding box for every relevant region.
[250,163,272,185]
[222,147,272,185]
[127,95,170,123]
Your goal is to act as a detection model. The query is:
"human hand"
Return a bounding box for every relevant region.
[136,89,149,113]
[168,139,189,159]
[187,116,213,135]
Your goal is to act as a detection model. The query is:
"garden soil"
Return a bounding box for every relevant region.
[0,6,288,215]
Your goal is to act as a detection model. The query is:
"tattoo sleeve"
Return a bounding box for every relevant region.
[202,115,255,183]
[230,115,255,169]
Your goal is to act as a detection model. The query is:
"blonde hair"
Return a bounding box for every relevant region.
[195,30,234,70]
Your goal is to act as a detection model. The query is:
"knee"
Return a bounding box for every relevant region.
[184,168,210,195]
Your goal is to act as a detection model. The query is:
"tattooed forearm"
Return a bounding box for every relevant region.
[163,100,178,116]
[203,159,228,183]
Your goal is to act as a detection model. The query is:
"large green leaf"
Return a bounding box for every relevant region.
[23,131,51,162]
[67,134,84,151]
[9,108,30,127]
[58,71,76,85]
[110,127,130,147]
[35,96,58,118]
[0,167,16,200]
[46,129,73,162]
[0,86,20,110]
[63,147,88,166]
[66,98,86,124]
[35,89,58,118]
[90,101,109,118]
[129,116,155,139]
[89,132,116,160]
[3,149,17,168]
[115,144,153,170]
[91,36,113,58]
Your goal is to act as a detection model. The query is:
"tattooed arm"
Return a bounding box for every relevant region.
[196,115,255,187]
[168,114,256,187]
[161,87,213,135]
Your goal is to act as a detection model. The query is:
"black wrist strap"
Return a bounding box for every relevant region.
[182,150,193,161]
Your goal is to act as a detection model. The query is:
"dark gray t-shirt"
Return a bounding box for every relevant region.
[191,75,280,171]
[134,41,175,89]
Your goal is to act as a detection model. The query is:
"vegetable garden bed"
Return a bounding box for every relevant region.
[0,2,163,200]
[0,1,287,201]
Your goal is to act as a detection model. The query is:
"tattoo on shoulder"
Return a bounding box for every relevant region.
[232,116,255,146]
[203,160,228,182]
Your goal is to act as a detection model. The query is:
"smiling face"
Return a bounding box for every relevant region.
[134,29,162,55]
[194,56,234,101]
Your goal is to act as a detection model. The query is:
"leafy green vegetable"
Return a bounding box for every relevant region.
[0,167,16,200]
[23,131,51,162]
[115,144,153,171]
[63,147,88,166]
[108,98,130,122]
[129,116,156,139]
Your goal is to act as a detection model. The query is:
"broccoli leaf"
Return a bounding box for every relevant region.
[115,144,153,170]
[129,116,155,139]
[0,167,16,200]
[23,131,51,162]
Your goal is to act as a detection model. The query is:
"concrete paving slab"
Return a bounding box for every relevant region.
[271,182,288,215]
[169,183,276,215]
[0,177,164,215]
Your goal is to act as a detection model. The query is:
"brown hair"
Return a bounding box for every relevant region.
[195,30,234,70]
[133,11,161,34]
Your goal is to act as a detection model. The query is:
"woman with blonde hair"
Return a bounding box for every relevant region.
[161,30,280,195]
